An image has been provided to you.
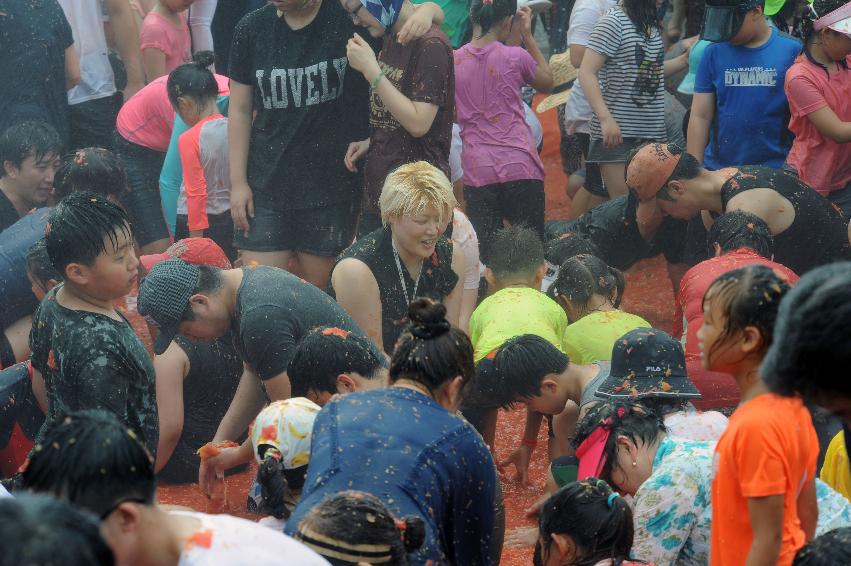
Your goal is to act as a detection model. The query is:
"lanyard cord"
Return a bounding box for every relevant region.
[392,238,422,305]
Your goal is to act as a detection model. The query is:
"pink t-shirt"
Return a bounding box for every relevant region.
[140,11,192,75]
[454,42,544,187]
[116,74,229,152]
[785,55,851,195]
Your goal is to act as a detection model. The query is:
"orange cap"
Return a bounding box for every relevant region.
[625,143,682,201]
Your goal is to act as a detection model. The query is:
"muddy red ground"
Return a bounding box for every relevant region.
[157,98,675,565]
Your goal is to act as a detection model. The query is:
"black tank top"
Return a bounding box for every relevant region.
[720,167,851,274]
[157,334,242,484]
[331,226,458,354]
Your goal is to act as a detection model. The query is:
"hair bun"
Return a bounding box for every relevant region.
[400,516,426,552]
[407,299,450,339]
[192,50,215,69]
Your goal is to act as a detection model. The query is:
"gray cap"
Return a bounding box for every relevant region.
[138,259,200,354]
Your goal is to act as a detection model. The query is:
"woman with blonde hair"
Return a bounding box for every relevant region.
[330,161,465,354]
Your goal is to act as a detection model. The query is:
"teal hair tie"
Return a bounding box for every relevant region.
[607,492,619,508]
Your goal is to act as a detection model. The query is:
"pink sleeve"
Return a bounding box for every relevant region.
[140,16,170,54]
[178,128,209,231]
[514,47,538,87]
[786,74,829,117]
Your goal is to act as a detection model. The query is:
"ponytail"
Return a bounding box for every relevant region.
[549,254,626,317]
[470,0,517,38]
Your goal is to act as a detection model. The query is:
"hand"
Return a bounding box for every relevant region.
[601,116,623,149]
[397,4,434,44]
[346,33,380,78]
[198,446,245,495]
[344,139,370,172]
[498,443,533,485]
[525,491,551,518]
[230,180,254,237]
[123,81,144,103]
[505,526,539,549]
[516,6,533,40]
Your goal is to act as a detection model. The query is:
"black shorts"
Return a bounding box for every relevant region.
[576,133,606,198]
[464,179,546,263]
[175,211,237,263]
[69,94,121,151]
[111,132,170,247]
[234,200,358,257]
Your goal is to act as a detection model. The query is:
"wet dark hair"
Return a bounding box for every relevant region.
[535,479,635,566]
[45,191,133,274]
[801,0,849,77]
[622,0,660,38]
[0,121,61,178]
[167,51,218,108]
[487,225,545,280]
[549,254,625,319]
[470,0,518,38]
[180,265,224,322]
[296,490,425,565]
[255,453,307,520]
[546,232,602,268]
[793,527,851,565]
[22,410,156,518]
[489,334,569,409]
[26,237,62,286]
[572,401,666,488]
[54,148,128,201]
[706,211,774,258]
[0,493,115,566]
[701,264,791,362]
[389,298,475,394]
[646,144,701,201]
[762,262,851,401]
[289,327,388,398]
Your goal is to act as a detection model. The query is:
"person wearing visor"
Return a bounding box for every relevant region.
[784,0,851,217]
[687,0,801,170]
[624,142,851,274]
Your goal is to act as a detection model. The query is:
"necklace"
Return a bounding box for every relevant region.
[391,237,422,305]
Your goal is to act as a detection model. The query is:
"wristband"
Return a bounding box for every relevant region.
[520,438,538,448]
[371,69,385,90]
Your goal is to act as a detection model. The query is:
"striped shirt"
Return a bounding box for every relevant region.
[586,7,666,140]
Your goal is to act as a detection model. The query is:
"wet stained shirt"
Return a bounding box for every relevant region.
[285,387,498,565]
[719,167,851,274]
[232,266,377,380]
[330,227,458,354]
[30,286,159,456]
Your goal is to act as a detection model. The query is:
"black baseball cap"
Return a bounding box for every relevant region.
[595,328,702,400]
[702,0,764,42]
[137,259,200,354]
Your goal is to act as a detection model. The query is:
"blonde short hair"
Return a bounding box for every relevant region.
[379,161,456,226]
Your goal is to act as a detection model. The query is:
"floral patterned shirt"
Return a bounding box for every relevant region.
[632,436,714,566]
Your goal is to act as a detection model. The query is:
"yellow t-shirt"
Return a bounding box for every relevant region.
[469,287,567,362]
[821,430,851,502]
[562,310,651,364]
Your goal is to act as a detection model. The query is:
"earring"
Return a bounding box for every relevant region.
[632,461,637,467]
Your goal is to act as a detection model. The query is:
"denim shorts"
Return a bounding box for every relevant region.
[234,200,359,257]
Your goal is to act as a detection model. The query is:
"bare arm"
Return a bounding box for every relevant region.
[516,7,552,93]
[212,365,266,442]
[263,372,291,403]
[64,45,81,90]
[797,478,818,541]
[228,81,255,234]
[745,495,785,566]
[105,0,145,99]
[332,258,384,352]
[579,49,622,148]
[142,48,168,82]
[154,341,189,473]
[687,92,715,165]
[444,244,465,329]
[569,44,586,69]
[804,106,851,143]
[663,50,690,77]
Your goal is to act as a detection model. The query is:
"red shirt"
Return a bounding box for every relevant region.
[673,248,798,408]
[785,55,851,195]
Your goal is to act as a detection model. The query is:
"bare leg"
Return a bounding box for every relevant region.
[568,187,607,220]
[239,250,294,270]
[600,162,628,199]
[294,252,336,289]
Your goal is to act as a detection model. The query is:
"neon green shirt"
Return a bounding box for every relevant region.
[563,309,651,365]
[469,287,568,363]
[412,0,469,48]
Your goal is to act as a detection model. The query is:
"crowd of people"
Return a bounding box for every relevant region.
[2,0,851,564]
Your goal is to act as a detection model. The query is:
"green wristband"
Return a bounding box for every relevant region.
[371,69,385,90]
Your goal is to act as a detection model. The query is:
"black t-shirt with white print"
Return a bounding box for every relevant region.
[228,2,372,211]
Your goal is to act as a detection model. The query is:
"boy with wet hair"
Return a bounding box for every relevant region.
[29,191,158,456]
[0,121,62,232]
[288,326,389,406]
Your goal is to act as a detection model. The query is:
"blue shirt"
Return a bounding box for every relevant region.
[0,208,51,328]
[694,27,800,170]
[285,387,498,565]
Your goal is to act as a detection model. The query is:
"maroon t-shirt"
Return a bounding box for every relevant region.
[362,26,454,215]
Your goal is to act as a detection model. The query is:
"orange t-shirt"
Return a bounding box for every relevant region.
[710,394,818,566]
